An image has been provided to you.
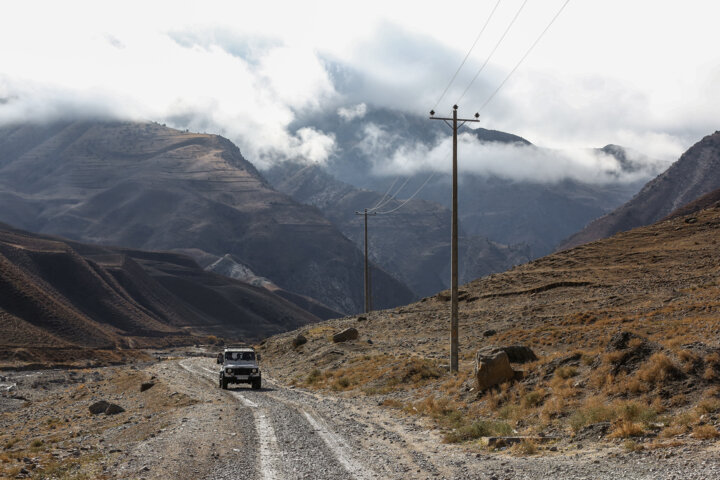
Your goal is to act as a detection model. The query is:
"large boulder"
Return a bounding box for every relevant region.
[478,345,538,364]
[475,350,516,391]
[332,328,358,343]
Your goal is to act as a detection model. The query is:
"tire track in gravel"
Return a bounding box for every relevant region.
[180,358,375,480]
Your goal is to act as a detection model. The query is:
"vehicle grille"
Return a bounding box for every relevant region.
[232,368,253,375]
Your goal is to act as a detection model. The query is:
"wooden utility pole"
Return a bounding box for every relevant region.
[355,208,377,313]
[429,105,479,373]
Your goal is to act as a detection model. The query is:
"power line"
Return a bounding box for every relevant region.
[432,0,503,112]
[368,176,399,211]
[376,171,437,215]
[456,0,529,105]
[478,0,572,112]
[369,176,411,212]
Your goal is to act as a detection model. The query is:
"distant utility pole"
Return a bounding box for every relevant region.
[355,208,377,313]
[429,105,480,373]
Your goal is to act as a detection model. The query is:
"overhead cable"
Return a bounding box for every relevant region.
[456,0,529,105]
[368,176,399,211]
[432,0,503,112]
[479,0,572,112]
[376,171,436,215]
[369,176,412,211]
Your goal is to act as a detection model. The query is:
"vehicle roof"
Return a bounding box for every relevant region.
[224,346,255,352]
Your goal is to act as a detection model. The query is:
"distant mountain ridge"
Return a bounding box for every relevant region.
[559,131,720,250]
[0,121,415,314]
[0,222,321,354]
[265,162,530,297]
[289,106,653,257]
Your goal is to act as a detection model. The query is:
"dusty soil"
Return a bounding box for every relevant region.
[0,350,719,479]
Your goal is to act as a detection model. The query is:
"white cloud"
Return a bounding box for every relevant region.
[337,103,367,121]
[0,0,718,174]
[373,133,669,184]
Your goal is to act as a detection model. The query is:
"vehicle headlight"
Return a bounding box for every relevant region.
[225,368,232,374]
[252,368,258,373]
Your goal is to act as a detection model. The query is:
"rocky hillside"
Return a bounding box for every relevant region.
[265,162,530,297]
[0,121,414,314]
[559,131,720,250]
[261,201,720,447]
[0,222,322,360]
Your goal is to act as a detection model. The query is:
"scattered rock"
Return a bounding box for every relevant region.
[89,401,110,415]
[140,382,155,392]
[105,403,125,415]
[292,334,307,348]
[333,328,358,343]
[483,329,497,337]
[356,316,367,322]
[89,400,125,415]
[475,350,516,390]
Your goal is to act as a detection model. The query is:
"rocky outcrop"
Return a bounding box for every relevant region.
[332,328,359,343]
[475,350,516,391]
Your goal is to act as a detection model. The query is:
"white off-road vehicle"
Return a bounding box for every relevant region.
[217,345,261,390]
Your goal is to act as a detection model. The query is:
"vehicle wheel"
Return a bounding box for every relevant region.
[221,376,228,390]
[251,378,261,390]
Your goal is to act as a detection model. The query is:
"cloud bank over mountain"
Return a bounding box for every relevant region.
[1,0,718,176]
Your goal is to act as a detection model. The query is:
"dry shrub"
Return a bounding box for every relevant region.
[555,366,578,379]
[696,397,720,414]
[443,419,512,443]
[637,353,682,384]
[381,399,403,408]
[510,438,537,455]
[670,410,700,428]
[702,365,718,381]
[623,439,643,452]
[522,388,547,409]
[691,425,720,439]
[609,419,645,438]
[569,396,615,432]
[660,425,687,438]
[668,393,687,407]
[678,349,700,367]
[306,368,322,385]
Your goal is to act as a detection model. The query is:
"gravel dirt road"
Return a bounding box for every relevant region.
[2,354,719,479]
[128,356,720,480]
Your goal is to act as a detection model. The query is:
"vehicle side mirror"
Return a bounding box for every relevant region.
[256,354,261,362]
[216,353,223,364]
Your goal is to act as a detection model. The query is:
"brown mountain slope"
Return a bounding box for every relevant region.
[0,223,321,358]
[663,187,720,221]
[261,203,720,445]
[559,131,720,250]
[0,121,414,314]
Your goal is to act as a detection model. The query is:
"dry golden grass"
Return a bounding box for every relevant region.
[260,206,720,448]
[691,425,720,439]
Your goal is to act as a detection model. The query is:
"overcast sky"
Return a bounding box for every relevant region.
[1,0,718,171]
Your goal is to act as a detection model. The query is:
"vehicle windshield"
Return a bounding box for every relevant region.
[225,352,255,361]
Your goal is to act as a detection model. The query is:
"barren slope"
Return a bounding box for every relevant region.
[0,223,321,359]
[0,121,414,314]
